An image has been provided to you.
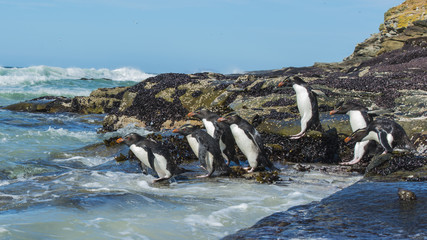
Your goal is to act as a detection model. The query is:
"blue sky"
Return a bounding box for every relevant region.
[1,0,403,74]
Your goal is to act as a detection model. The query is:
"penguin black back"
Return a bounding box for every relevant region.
[345,118,413,153]
[173,124,230,177]
[117,133,179,182]
[188,109,238,166]
[218,113,276,172]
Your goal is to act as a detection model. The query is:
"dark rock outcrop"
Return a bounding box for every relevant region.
[222,181,426,239]
[3,96,72,113]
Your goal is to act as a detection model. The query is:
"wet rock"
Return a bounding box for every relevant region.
[365,152,427,180]
[254,171,281,184]
[223,181,426,239]
[398,188,417,201]
[114,153,128,162]
[262,128,342,164]
[411,133,427,154]
[2,96,72,113]
[228,166,248,178]
[71,96,121,114]
[293,163,312,172]
[228,167,281,184]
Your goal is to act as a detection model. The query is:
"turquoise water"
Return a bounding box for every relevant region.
[0,66,362,239]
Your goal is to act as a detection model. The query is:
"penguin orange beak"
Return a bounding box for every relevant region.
[172,128,179,133]
[217,117,226,122]
[344,137,352,143]
[116,138,124,143]
[187,112,195,117]
[278,82,285,87]
[329,109,338,115]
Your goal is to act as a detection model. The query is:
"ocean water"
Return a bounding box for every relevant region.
[0,66,362,239]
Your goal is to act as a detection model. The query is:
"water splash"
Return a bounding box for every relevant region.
[0,65,155,86]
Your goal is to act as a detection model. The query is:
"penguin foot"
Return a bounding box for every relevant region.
[244,167,255,173]
[152,177,170,183]
[290,132,305,139]
[339,158,361,165]
[196,174,210,178]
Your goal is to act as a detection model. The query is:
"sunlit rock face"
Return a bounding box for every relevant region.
[344,0,427,65]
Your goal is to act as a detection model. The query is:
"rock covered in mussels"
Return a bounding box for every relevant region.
[2,0,426,178]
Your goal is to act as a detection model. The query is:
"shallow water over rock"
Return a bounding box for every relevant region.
[224,181,426,239]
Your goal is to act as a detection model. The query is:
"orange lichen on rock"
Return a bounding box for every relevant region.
[383,0,426,31]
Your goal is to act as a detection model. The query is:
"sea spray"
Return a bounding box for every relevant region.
[0,65,155,85]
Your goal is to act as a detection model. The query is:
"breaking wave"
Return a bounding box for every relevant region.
[0,65,155,86]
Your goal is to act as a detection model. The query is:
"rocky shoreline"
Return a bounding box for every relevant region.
[4,35,426,180]
[1,0,426,238]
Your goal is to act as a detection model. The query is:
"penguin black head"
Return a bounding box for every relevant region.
[187,108,214,119]
[344,128,369,144]
[172,124,199,135]
[116,132,145,146]
[330,101,345,115]
[217,112,242,125]
[330,101,367,115]
[277,76,306,88]
[290,76,306,85]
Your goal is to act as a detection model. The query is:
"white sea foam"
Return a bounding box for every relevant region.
[54,156,110,167]
[103,123,152,139]
[42,127,99,142]
[0,65,155,85]
[0,87,92,98]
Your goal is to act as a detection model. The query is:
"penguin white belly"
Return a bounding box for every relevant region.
[363,131,380,143]
[348,111,367,131]
[230,124,259,168]
[186,135,199,157]
[205,152,214,172]
[153,153,171,178]
[293,85,312,130]
[354,140,370,160]
[130,145,151,169]
[218,138,228,161]
[387,134,394,147]
[202,119,216,138]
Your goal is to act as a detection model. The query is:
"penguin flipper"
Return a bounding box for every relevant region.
[378,130,393,153]
[146,148,157,172]
[197,143,209,170]
[243,128,263,152]
[213,122,224,140]
[220,127,238,165]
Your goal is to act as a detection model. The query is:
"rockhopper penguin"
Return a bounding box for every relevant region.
[330,101,377,165]
[116,133,179,182]
[344,118,413,155]
[278,76,322,139]
[217,113,277,172]
[187,109,238,166]
[173,124,230,177]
